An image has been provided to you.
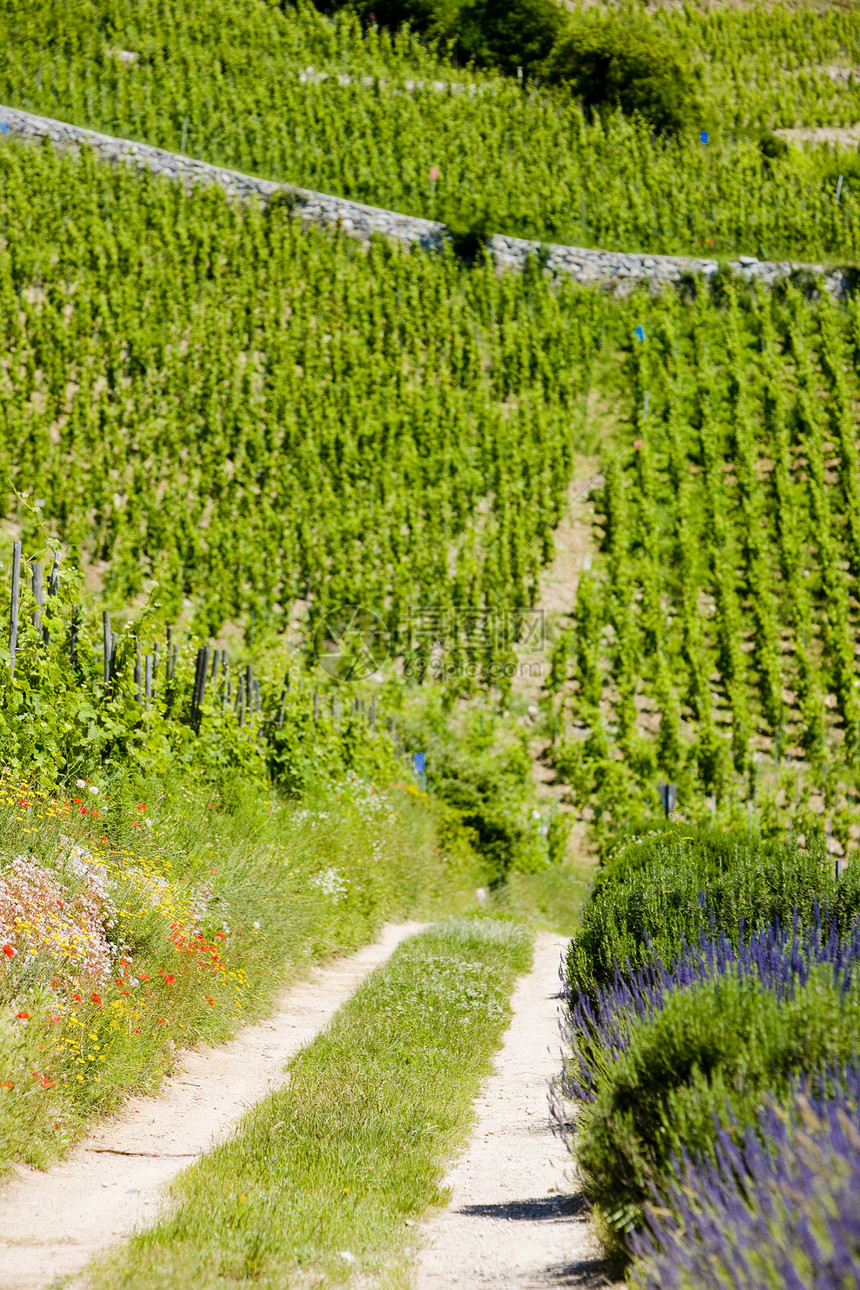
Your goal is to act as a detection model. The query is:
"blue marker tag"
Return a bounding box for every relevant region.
[413,751,426,775]
[0,123,7,135]
[634,325,645,342]
[700,130,709,144]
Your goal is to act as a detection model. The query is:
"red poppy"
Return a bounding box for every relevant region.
[161,973,175,985]
[56,900,64,908]
[91,992,102,1006]
[205,996,214,1005]
[2,944,14,958]
[71,798,81,805]
[40,1076,55,1089]
[15,1011,29,1020]
[73,992,82,1002]
[136,804,147,812]
[1,1081,12,1089]
[138,973,149,982]
[156,1018,166,1025]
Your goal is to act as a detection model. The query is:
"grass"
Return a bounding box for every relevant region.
[87,918,533,1289]
[0,767,481,1176]
[494,854,594,936]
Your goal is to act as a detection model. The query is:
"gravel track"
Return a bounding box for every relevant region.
[412,932,606,1289]
[0,922,424,1290]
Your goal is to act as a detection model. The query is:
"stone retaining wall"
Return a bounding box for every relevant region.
[1,104,852,294]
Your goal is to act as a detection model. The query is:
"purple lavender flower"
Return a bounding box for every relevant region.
[629,1069,860,1290]
[563,908,860,1103]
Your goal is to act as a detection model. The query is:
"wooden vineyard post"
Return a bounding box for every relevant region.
[134,640,143,704]
[70,605,79,669]
[277,669,290,728]
[31,561,45,641]
[48,552,60,597]
[103,610,111,690]
[191,646,210,733]
[9,540,20,679]
[657,782,677,818]
[252,678,262,741]
[145,654,153,712]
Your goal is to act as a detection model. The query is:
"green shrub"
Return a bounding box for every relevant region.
[328,0,566,72]
[456,0,567,74]
[326,0,462,40]
[758,128,788,161]
[542,17,702,134]
[575,967,860,1241]
[394,698,551,883]
[566,826,860,1005]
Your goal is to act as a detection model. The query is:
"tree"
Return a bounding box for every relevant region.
[543,18,701,135]
[457,0,568,75]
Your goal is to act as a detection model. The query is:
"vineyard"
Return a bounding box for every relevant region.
[2,0,860,1286]
[0,136,604,684]
[5,0,860,258]
[554,278,860,841]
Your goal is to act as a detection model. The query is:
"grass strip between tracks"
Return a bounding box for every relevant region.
[89,917,533,1289]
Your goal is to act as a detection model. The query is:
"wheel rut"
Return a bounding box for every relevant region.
[412,931,607,1289]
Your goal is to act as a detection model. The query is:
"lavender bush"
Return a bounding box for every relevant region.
[563,907,860,1103]
[629,1071,860,1290]
[566,827,860,1008]
[561,911,860,1244]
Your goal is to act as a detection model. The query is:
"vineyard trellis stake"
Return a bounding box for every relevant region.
[9,540,20,677]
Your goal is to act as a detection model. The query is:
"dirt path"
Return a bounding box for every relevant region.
[776,123,860,147]
[0,922,424,1290]
[412,931,606,1289]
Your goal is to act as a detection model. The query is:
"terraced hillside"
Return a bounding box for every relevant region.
[4,0,860,258]
[2,4,860,1288]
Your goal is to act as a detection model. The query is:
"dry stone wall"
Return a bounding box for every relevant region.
[1,104,853,295]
